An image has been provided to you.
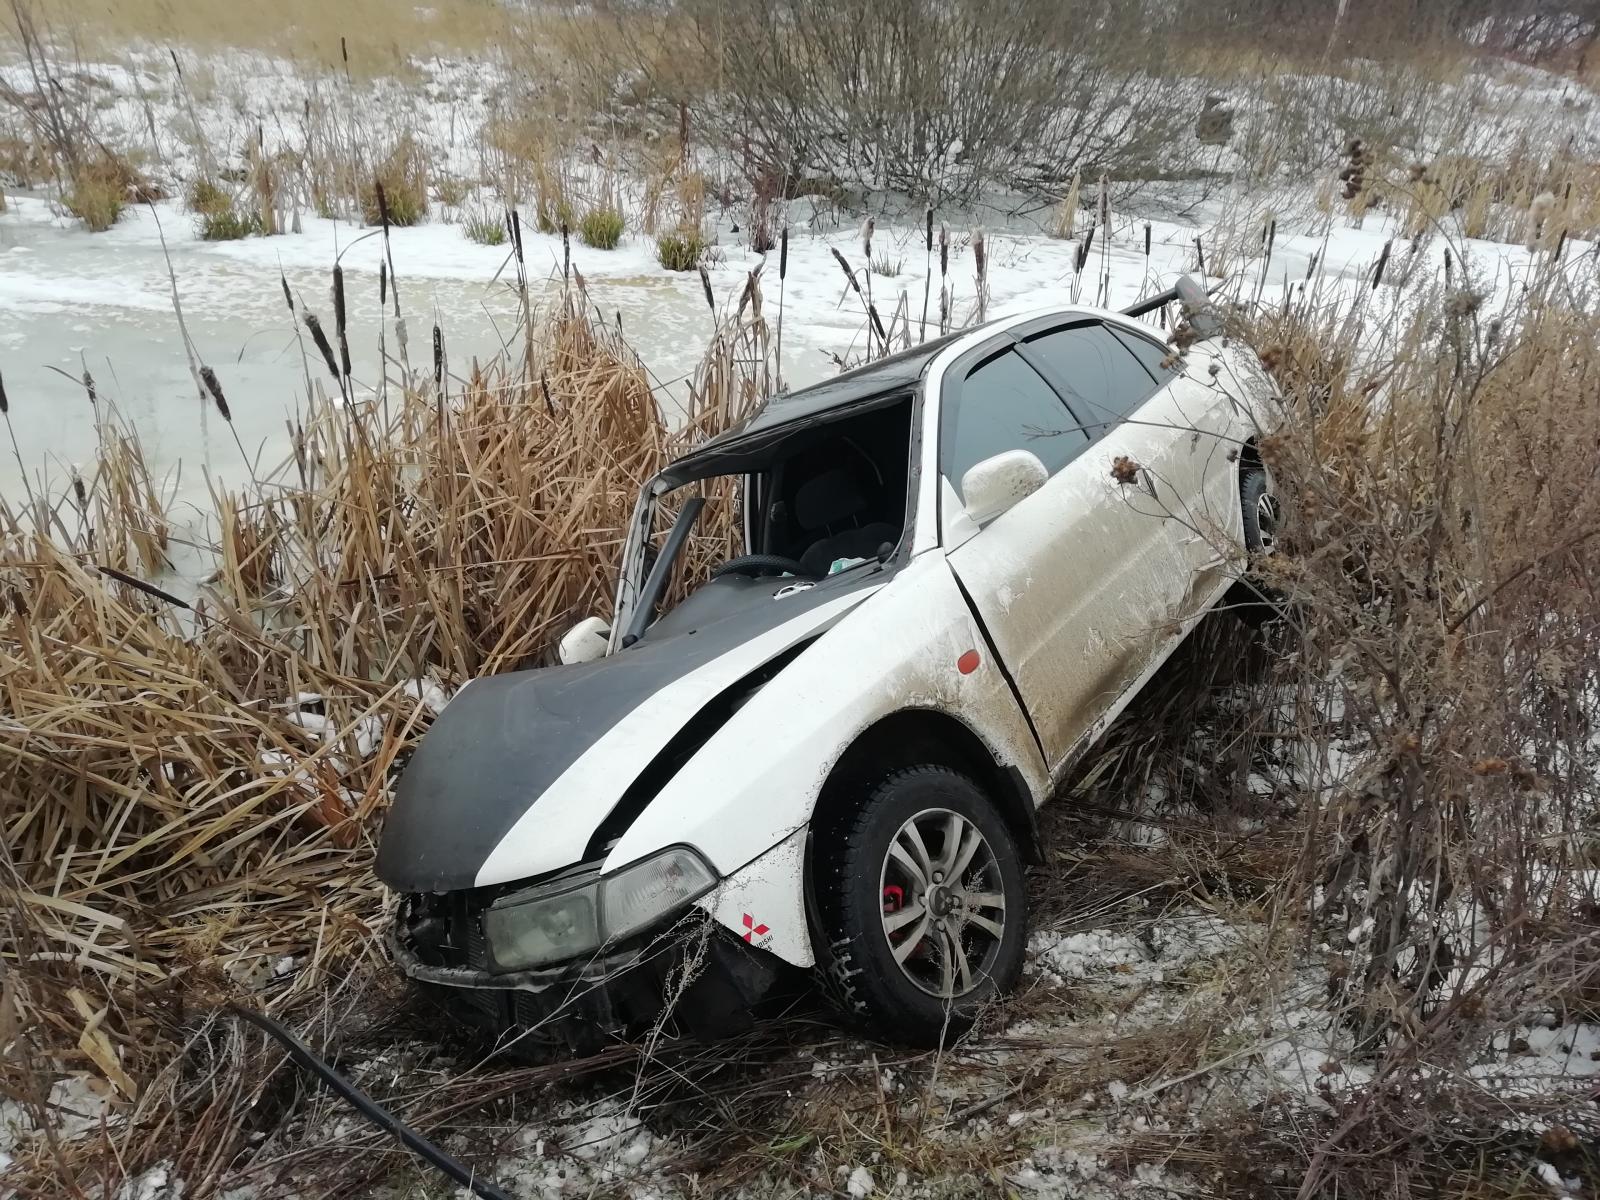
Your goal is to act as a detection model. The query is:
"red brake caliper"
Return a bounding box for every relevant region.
[882,885,904,914]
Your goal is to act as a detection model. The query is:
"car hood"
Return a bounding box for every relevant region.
[377,569,886,893]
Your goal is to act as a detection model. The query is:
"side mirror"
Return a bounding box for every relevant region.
[960,450,1049,525]
[558,616,611,665]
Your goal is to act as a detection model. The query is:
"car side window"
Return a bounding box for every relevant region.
[944,348,1088,499]
[1020,323,1165,440]
[1108,324,1178,383]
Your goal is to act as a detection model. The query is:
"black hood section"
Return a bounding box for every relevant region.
[377,568,884,893]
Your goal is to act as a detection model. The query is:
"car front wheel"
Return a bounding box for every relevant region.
[814,765,1027,1044]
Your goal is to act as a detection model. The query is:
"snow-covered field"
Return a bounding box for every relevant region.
[4,47,1595,512]
[8,26,1600,1200]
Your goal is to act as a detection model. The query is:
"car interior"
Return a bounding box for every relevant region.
[753,397,913,576]
[636,396,916,643]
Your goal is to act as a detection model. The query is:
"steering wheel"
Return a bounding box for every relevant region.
[712,553,812,580]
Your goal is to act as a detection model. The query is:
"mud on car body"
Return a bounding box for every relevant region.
[378,280,1281,1053]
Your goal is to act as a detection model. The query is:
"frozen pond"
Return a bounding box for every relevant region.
[1,180,1556,523]
[0,194,848,511]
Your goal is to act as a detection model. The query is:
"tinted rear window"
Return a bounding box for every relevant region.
[1022,323,1163,436]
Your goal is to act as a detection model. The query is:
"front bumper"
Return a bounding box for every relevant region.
[389,892,780,1059]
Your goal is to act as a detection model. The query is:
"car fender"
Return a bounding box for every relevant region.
[602,553,1048,968]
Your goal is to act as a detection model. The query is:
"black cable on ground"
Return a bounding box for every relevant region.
[228,1003,514,1200]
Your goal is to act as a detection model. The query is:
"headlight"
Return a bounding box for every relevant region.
[483,847,717,973]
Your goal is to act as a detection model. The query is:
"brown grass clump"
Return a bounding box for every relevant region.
[579,204,624,249]
[63,153,150,230]
[359,135,428,226]
[657,227,708,270]
[184,176,230,215]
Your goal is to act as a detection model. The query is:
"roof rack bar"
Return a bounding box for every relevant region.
[1120,287,1181,319]
[1119,277,1225,320]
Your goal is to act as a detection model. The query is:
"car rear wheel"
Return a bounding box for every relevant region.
[814,766,1027,1044]
[1231,467,1285,625]
[1240,467,1281,555]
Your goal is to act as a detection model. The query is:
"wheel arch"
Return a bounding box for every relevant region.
[806,708,1043,888]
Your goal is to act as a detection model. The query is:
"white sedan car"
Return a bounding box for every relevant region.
[378,279,1280,1053]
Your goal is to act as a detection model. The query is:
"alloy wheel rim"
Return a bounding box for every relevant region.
[1256,491,1282,553]
[877,808,1006,999]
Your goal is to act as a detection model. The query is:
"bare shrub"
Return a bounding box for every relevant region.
[581,0,1203,201]
[1211,267,1600,1192]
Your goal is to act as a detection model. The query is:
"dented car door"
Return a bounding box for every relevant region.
[941,321,1215,772]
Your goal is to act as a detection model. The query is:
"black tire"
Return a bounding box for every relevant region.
[813,766,1028,1045]
[1240,467,1279,555]
[1232,467,1284,625]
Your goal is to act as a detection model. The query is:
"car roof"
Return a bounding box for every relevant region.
[659,330,971,484]
[657,301,1177,486]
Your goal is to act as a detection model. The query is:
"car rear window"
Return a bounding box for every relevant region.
[944,348,1088,498]
[1108,324,1178,383]
[1021,323,1164,437]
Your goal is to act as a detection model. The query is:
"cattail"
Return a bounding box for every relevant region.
[540,370,553,415]
[925,205,933,253]
[561,221,570,281]
[83,369,97,408]
[830,247,862,296]
[72,469,86,509]
[779,225,789,279]
[1143,223,1151,258]
[200,366,231,421]
[304,312,340,379]
[1554,228,1568,261]
[939,223,949,277]
[860,215,875,260]
[332,264,351,378]
[1444,248,1453,284]
[280,271,294,314]
[1194,237,1206,276]
[432,324,443,389]
[698,263,715,313]
[374,180,391,231]
[0,368,8,415]
[510,208,524,265]
[98,565,190,609]
[972,227,986,280]
[379,260,387,309]
[1075,226,1094,274]
[1372,239,1392,289]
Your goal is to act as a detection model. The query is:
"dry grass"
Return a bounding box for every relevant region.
[34,0,517,71]
[0,274,770,1192]
[359,135,428,226]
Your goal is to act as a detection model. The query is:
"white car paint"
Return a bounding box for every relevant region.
[475,586,883,888]
[603,554,1049,966]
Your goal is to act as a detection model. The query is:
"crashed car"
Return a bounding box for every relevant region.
[378,279,1281,1053]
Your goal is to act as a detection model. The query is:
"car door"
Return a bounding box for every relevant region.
[1019,319,1242,610]
[940,334,1184,774]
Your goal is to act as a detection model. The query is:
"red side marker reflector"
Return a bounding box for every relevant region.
[957,649,981,675]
